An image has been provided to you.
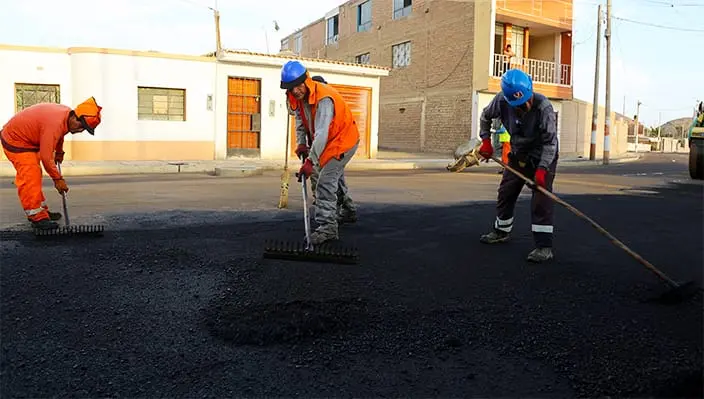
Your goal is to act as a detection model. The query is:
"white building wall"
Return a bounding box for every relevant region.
[1,45,388,161]
[0,49,72,127]
[67,52,216,144]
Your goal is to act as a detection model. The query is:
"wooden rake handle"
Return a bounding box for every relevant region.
[490,156,680,288]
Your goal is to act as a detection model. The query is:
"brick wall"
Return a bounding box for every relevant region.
[283,0,476,153]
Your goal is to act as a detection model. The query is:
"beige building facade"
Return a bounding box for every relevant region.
[282,0,574,154]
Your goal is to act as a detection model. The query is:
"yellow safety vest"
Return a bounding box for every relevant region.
[497,126,510,143]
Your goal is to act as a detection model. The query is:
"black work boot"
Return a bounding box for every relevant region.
[31,219,59,230]
[479,229,510,244]
[526,247,554,263]
[48,211,62,221]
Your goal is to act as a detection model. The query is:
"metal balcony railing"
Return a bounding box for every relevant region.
[493,54,572,86]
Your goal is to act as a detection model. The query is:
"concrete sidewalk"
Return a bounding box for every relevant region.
[0,151,642,178]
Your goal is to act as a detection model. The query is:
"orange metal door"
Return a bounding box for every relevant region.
[288,84,371,159]
[227,77,261,156]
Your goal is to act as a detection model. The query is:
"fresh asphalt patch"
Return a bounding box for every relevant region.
[1,182,701,398]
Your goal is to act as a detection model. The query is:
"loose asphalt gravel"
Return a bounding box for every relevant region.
[1,174,702,397]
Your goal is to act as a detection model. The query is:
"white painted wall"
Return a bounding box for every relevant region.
[0,50,72,127]
[1,46,387,161]
[67,52,216,145]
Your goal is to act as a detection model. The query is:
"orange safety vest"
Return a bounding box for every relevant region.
[287,76,359,167]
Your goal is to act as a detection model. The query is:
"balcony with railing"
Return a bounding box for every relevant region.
[492,54,571,86]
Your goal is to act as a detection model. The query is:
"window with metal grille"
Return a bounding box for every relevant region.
[14,83,60,112]
[138,87,186,121]
[355,53,371,64]
[326,15,339,44]
[392,41,411,68]
[357,0,372,32]
[393,0,412,19]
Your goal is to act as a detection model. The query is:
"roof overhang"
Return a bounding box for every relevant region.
[216,51,390,78]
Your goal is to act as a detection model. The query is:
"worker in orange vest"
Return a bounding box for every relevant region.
[281,61,360,245]
[1,97,102,230]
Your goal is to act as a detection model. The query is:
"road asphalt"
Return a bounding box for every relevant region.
[1,153,702,398]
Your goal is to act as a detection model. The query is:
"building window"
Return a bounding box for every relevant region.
[281,38,289,51]
[357,0,372,32]
[138,87,186,121]
[393,0,412,19]
[294,32,303,54]
[326,15,339,44]
[14,83,60,112]
[392,41,411,68]
[355,53,371,64]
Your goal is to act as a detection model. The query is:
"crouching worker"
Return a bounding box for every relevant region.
[0,97,102,230]
[280,60,359,245]
[477,69,559,263]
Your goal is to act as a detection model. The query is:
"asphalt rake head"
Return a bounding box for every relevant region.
[33,225,105,239]
[262,239,359,265]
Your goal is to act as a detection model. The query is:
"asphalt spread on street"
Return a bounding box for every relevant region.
[1,163,702,398]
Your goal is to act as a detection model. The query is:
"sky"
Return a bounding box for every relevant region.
[0,0,702,127]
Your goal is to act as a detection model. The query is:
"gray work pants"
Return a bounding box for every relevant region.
[312,141,358,232]
[493,153,558,248]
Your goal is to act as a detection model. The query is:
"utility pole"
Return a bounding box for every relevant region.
[602,0,612,165]
[211,1,222,57]
[589,3,603,161]
[633,100,642,154]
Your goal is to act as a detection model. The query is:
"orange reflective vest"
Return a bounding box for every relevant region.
[287,77,359,167]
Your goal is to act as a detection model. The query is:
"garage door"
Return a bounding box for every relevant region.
[289,84,371,159]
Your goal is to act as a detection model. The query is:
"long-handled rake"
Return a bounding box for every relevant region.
[33,163,105,239]
[492,156,700,304]
[263,157,359,265]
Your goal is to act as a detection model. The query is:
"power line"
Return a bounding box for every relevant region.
[613,15,704,32]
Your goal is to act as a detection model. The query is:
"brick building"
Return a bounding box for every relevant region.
[281,0,574,153]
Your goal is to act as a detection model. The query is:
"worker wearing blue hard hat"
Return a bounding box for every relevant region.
[280,60,360,245]
[476,68,560,263]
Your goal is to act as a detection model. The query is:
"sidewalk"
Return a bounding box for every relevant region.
[0,151,642,178]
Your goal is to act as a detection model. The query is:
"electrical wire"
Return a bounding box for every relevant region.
[612,15,704,32]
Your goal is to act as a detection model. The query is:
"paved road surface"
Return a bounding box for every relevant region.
[1,153,702,397]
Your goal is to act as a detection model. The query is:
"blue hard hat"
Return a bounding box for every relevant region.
[280,60,308,90]
[500,69,533,107]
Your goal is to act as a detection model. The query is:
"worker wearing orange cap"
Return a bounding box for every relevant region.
[1,97,102,230]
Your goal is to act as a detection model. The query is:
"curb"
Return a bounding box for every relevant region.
[0,156,643,178]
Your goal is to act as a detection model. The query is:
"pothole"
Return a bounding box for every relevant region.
[204,298,368,346]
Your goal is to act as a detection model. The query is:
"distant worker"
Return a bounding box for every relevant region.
[0,97,102,230]
[280,61,359,245]
[477,69,559,263]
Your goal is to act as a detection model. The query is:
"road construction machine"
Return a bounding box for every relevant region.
[688,101,704,180]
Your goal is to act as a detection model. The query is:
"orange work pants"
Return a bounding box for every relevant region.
[501,141,511,164]
[2,148,51,222]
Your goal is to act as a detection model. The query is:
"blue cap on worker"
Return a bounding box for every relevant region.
[280,60,308,90]
[500,69,533,107]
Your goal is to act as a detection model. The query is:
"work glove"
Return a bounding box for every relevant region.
[295,144,309,159]
[296,158,313,182]
[54,151,65,164]
[53,178,69,194]
[534,167,548,189]
[478,138,494,161]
